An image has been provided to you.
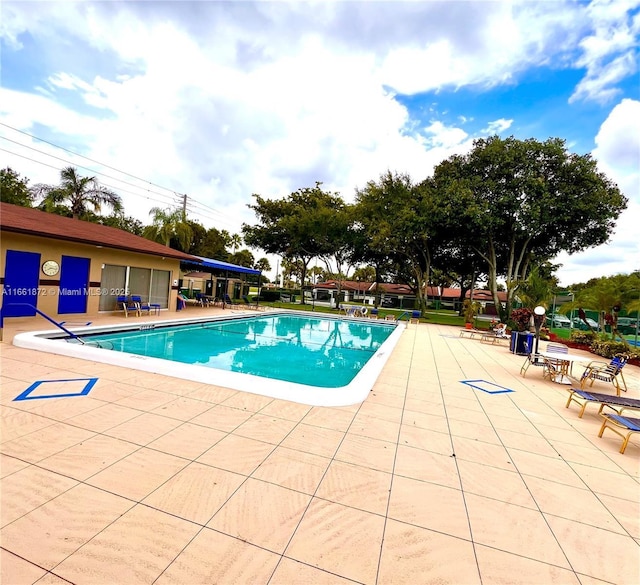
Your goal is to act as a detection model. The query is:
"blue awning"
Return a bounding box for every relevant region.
[183,255,261,276]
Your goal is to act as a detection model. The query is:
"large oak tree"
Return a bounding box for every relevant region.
[243,183,353,302]
[355,171,440,310]
[432,136,627,319]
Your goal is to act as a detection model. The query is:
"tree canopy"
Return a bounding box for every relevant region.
[7,133,630,305]
[1,168,33,206]
[242,183,353,301]
[431,136,628,319]
[355,171,441,309]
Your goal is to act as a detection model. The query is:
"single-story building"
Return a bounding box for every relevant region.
[0,202,259,323]
[464,288,508,315]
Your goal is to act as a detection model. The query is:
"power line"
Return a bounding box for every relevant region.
[187,198,232,218]
[0,135,176,206]
[0,147,62,172]
[2,147,242,231]
[0,123,244,229]
[1,147,178,209]
[0,121,179,198]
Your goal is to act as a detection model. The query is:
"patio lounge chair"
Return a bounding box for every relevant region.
[480,325,510,344]
[520,352,545,376]
[117,295,139,318]
[241,295,258,310]
[598,412,640,454]
[223,294,238,307]
[196,293,211,307]
[459,327,484,339]
[178,293,200,307]
[580,356,628,395]
[545,342,572,373]
[131,295,151,315]
[564,388,640,418]
[369,308,379,319]
[546,342,569,354]
[409,310,421,324]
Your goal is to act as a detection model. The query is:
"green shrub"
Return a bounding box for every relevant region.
[257,290,281,302]
[589,339,638,359]
[510,308,532,332]
[570,330,596,345]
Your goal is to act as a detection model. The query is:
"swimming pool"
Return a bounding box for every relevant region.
[13,311,404,406]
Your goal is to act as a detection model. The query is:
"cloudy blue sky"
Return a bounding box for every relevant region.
[1,0,638,286]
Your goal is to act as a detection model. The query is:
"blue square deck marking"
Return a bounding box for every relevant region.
[14,378,98,401]
[461,380,513,394]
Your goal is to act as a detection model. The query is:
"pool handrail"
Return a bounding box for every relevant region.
[0,303,84,343]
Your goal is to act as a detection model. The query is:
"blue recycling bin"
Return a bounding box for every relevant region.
[510,331,533,355]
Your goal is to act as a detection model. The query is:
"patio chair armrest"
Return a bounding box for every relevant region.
[581,361,610,376]
[584,360,608,370]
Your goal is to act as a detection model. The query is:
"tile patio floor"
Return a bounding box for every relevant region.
[1,308,639,584]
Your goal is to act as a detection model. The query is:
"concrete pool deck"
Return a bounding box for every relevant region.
[1,308,639,584]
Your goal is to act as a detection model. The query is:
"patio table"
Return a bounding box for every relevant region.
[538,350,592,384]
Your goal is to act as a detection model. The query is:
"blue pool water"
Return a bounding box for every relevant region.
[78,313,396,388]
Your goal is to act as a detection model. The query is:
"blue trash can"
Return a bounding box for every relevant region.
[510,331,533,355]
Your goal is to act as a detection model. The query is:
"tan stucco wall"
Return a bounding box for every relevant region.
[1,232,181,318]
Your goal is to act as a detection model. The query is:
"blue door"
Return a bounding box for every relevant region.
[2,250,41,317]
[58,256,91,314]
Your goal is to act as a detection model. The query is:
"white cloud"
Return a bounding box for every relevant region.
[377,1,589,95]
[482,118,513,134]
[569,0,640,103]
[0,4,480,227]
[592,98,640,195]
[422,121,468,149]
[1,0,638,284]
[554,98,640,286]
[570,51,637,104]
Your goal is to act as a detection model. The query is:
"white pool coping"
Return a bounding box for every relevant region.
[13,311,406,406]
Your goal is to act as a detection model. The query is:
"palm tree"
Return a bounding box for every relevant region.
[143,207,193,250]
[230,233,242,253]
[564,275,628,336]
[254,258,271,273]
[620,272,640,316]
[35,166,122,220]
[517,266,553,310]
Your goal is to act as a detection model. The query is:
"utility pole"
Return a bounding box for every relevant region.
[181,193,187,221]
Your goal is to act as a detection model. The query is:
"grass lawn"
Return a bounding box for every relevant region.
[254,299,639,346]
[257,301,469,326]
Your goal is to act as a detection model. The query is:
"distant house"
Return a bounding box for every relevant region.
[313,280,439,308]
[314,280,371,296]
[464,288,508,315]
[440,287,465,304]
[311,280,507,313]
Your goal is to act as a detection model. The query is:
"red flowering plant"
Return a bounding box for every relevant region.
[510,307,533,332]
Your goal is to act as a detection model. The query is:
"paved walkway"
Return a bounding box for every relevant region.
[1,310,639,584]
